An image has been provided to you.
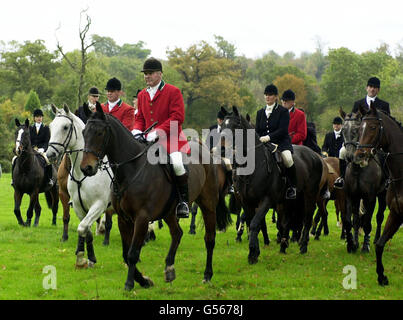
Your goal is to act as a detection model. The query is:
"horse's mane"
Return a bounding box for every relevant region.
[376,109,403,131]
[90,110,136,140]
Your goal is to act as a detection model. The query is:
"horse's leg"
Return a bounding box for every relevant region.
[13,190,24,226]
[351,199,360,252]
[236,211,246,242]
[103,210,113,246]
[25,192,39,227]
[125,213,154,290]
[343,197,357,253]
[323,199,330,235]
[361,199,375,253]
[198,201,217,282]
[75,234,87,268]
[189,203,198,235]
[374,192,387,244]
[163,212,183,283]
[299,196,316,254]
[59,189,70,242]
[51,187,59,226]
[375,211,402,286]
[311,206,320,236]
[33,198,41,227]
[85,230,96,267]
[260,217,270,246]
[248,197,271,264]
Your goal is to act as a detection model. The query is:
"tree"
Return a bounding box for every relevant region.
[167,41,243,130]
[24,90,41,113]
[274,74,309,111]
[56,9,97,107]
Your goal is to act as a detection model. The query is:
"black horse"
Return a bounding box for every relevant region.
[12,119,59,227]
[355,103,403,286]
[220,106,326,263]
[341,110,387,253]
[80,104,231,291]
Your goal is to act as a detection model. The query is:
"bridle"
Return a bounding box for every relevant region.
[343,117,361,149]
[356,116,384,153]
[48,114,81,158]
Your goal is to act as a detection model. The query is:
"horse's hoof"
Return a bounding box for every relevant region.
[248,255,258,265]
[164,265,176,282]
[75,252,88,269]
[88,260,96,268]
[378,275,389,286]
[300,246,308,254]
[235,237,242,243]
[189,230,196,235]
[314,235,320,241]
[124,282,134,291]
[61,236,68,242]
[361,246,370,253]
[103,241,110,246]
[142,276,154,288]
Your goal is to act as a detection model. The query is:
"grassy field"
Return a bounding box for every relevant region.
[0,172,401,300]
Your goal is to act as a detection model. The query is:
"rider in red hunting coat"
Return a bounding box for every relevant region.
[281,89,307,145]
[101,77,136,132]
[132,57,191,218]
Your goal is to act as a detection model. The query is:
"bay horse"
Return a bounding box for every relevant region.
[341,109,387,253]
[13,119,59,226]
[354,103,403,286]
[80,104,232,291]
[311,156,346,240]
[46,104,114,268]
[220,106,326,263]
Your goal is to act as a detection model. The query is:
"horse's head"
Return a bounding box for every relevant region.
[341,110,362,163]
[81,102,109,176]
[47,104,80,163]
[354,102,383,167]
[14,118,31,156]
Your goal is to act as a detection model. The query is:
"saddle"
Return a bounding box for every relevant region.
[263,142,287,178]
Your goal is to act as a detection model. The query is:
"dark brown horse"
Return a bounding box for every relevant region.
[355,103,403,286]
[13,119,59,227]
[80,104,231,291]
[220,106,327,264]
[341,110,387,253]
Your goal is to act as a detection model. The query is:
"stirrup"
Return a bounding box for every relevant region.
[176,202,189,218]
[228,185,235,194]
[334,177,344,189]
[285,187,296,199]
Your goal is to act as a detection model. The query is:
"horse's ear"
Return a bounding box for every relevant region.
[220,106,228,116]
[63,103,70,114]
[358,104,367,116]
[15,118,21,127]
[339,107,346,119]
[95,101,105,119]
[246,113,251,123]
[369,100,377,115]
[24,119,29,128]
[232,106,239,117]
[51,104,57,115]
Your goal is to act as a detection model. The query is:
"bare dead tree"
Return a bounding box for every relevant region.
[55,8,97,108]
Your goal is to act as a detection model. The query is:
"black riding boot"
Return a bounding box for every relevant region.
[175,173,190,218]
[45,164,54,187]
[285,164,297,199]
[226,169,234,194]
[334,159,346,189]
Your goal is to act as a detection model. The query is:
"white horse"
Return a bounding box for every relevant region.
[46,104,113,268]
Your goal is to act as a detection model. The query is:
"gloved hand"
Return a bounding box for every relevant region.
[131,129,146,142]
[146,130,158,142]
[37,148,45,153]
[259,135,270,143]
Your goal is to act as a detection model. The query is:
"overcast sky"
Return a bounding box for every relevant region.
[2,0,403,59]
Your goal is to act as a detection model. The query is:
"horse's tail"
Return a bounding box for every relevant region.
[44,190,54,209]
[216,192,232,231]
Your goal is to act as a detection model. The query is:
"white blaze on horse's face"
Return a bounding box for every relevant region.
[16,128,24,153]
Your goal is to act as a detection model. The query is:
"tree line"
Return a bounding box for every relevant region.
[0,34,402,172]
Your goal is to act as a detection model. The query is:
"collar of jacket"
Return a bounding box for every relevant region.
[158,80,166,91]
[105,99,122,108]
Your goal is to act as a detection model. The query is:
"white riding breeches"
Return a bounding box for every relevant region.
[339,145,347,160]
[170,151,186,176]
[281,150,294,168]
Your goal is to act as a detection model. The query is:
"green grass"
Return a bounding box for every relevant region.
[0,172,401,300]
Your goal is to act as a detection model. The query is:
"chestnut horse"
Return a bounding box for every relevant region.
[80,104,231,291]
